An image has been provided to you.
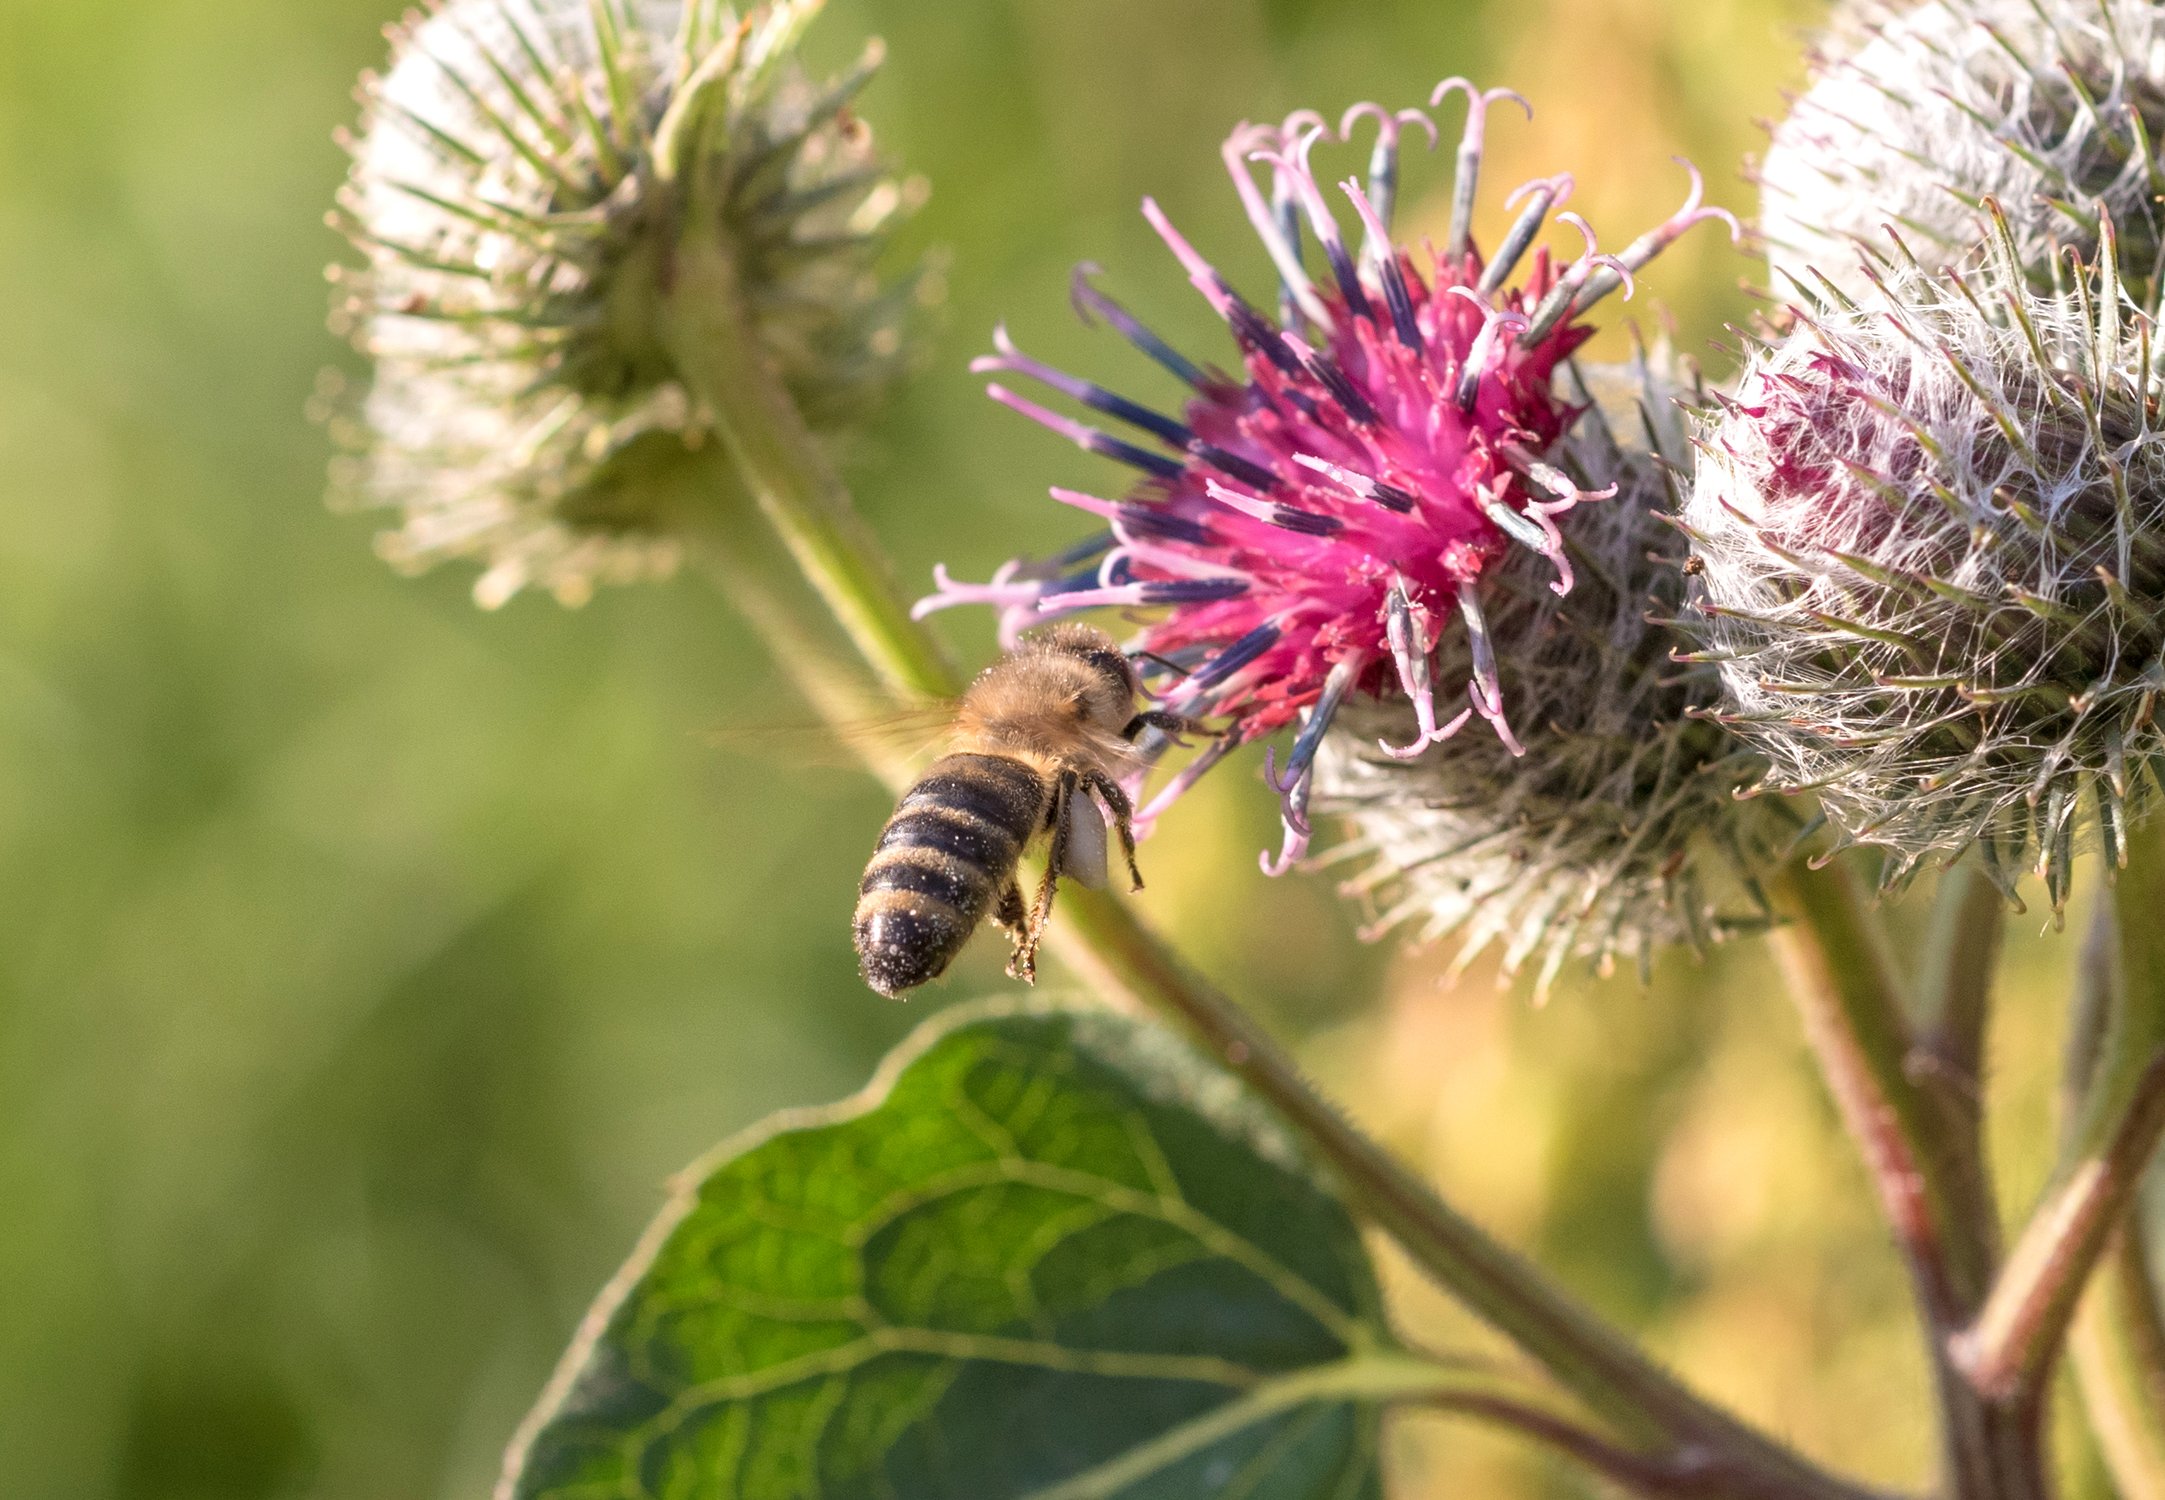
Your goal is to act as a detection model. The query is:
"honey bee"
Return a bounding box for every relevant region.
[853,623,1188,998]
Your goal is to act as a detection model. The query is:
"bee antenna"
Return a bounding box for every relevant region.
[1131,650,1191,679]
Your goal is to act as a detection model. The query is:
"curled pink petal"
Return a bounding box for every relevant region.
[1340,101,1441,151]
[1504,171,1574,213]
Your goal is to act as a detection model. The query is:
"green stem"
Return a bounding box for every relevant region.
[1957,838,2165,1408]
[655,215,1878,1500]
[664,213,960,704]
[1771,860,2034,1500]
[1912,858,2006,1273]
[2067,891,2165,1500]
[2070,1217,2165,1499]
[1771,861,1995,1307]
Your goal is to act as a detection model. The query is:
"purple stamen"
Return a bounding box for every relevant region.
[1447,287,1532,410]
[1042,529,1119,570]
[1337,178,1424,349]
[1259,650,1362,876]
[1258,744,1313,876]
[1190,620,1283,688]
[1478,493,1559,554]
[1574,159,1742,313]
[1118,506,1218,546]
[1499,437,1619,593]
[1286,653,1362,787]
[1379,583,1442,759]
[1144,577,1254,605]
[1142,196,1245,323]
[1223,123,1332,329]
[1222,295,1309,379]
[1272,169,1308,330]
[1048,487,1216,548]
[1294,452,1418,513]
[1281,331,1381,426]
[1432,78,1532,258]
[1479,173,1573,296]
[1070,264,1209,389]
[1339,102,1438,236]
[1459,588,1524,755]
[1191,441,1282,493]
[975,326,1193,447]
[1204,478,1345,536]
[1106,535,1246,582]
[1520,212,1636,346]
[1253,128,1372,324]
[987,383,1187,478]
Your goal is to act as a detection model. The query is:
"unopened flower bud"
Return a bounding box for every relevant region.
[1682,218,2165,912]
[1311,355,1792,997]
[328,0,928,607]
[1760,0,2165,298]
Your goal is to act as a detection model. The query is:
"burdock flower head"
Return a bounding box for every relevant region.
[327,0,927,606]
[1760,0,2165,299]
[1683,214,2165,912]
[1312,352,1792,996]
[918,83,1738,868]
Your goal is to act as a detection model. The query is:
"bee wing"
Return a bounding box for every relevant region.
[704,701,958,771]
[1062,789,1110,890]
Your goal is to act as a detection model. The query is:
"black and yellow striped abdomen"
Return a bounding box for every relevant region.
[855,752,1048,997]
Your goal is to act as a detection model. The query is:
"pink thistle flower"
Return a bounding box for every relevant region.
[917,82,1739,871]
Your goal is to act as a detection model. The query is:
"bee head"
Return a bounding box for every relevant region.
[1029,623,1141,733]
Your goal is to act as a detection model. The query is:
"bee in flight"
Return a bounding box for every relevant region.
[854,624,1188,998]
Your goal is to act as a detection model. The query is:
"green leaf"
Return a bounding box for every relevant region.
[500,999,1420,1500]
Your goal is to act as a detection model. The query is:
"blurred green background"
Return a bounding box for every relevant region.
[0,0,2134,1494]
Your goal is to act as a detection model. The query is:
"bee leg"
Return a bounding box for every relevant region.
[995,881,1027,935]
[1015,773,1075,984]
[996,881,1030,980]
[1086,772,1143,892]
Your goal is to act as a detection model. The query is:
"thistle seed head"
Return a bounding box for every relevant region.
[328,0,928,607]
[1311,352,1791,998]
[1683,216,2165,913]
[1760,0,2165,299]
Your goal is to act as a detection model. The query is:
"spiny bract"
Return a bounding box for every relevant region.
[327,0,926,607]
[1313,353,1791,998]
[1760,0,2165,300]
[1682,217,2165,912]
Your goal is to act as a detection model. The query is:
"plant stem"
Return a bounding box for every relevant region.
[1912,858,2005,1271]
[1770,860,2032,1500]
[2070,1218,2165,1499]
[1956,838,2165,1407]
[2066,890,2165,1500]
[1770,861,1991,1305]
[656,220,1880,1500]
[664,213,960,705]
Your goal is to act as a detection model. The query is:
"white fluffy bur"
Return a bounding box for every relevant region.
[325,0,927,608]
[1684,217,2165,912]
[1760,0,2165,299]
[1310,355,1796,999]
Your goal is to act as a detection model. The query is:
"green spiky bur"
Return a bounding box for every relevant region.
[1310,355,1793,998]
[1683,216,2165,913]
[326,0,930,607]
[1762,0,2165,302]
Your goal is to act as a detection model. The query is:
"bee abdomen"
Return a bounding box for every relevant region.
[854,753,1046,997]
